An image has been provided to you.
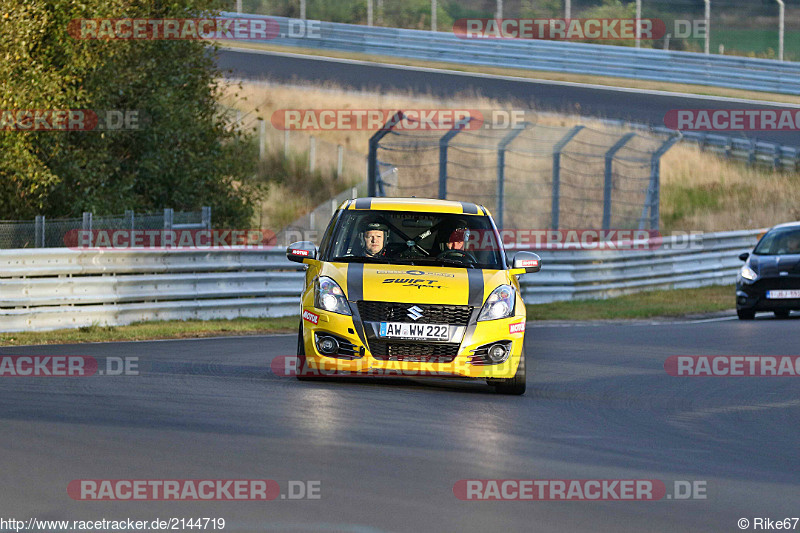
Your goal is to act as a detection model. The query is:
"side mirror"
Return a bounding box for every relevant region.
[287,241,317,263]
[512,251,541,273]
[739,252,750,261]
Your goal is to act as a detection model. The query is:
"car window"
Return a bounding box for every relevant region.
[324,210,506,269]
[753,228,800,255]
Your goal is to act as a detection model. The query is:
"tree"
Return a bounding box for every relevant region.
[0,0,258,227]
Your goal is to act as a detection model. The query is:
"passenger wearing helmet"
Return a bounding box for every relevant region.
[439,220,471,252]
[361,220,389,258]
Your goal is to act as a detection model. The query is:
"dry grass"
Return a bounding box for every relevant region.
[220,79,800,233]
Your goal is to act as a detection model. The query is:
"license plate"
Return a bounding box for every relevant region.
[767,290,800,299]
[379,322,449,340]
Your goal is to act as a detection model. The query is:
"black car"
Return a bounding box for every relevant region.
[736,222,800,320]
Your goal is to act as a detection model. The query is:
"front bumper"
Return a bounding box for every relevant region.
[300,305,525,379]
[736,276,800,311]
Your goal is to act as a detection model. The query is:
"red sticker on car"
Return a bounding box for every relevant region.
[509,321,525,334]
[302,310,319,324]
[519,259,538,267]
[291,249,309,256]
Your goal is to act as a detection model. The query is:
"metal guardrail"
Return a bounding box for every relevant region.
[0,229,761,332]
[223,13,800,96]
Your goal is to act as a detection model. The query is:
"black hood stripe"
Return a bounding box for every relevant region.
[354,198,372,210]
[467,269,484,308]
[347,263,364,301]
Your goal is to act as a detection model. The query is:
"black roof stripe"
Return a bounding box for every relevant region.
[354,198,372,210]
[460,202,479,215]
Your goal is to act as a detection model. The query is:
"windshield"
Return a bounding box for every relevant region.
[753,227,800,256]
[324,209,506,269]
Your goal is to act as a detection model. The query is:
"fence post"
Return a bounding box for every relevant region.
[368,111,404,197]
[284,130,290,158]
[438,119,474,200]
[336,145,343,179]
[82,212,93,247]
[496,123,529,230]
[34,215,45,248]
[124,209,134,230]
[309,136,316,172]
[259,119,266,160]
[639,135,680,231]
[603,133,636,230]
[163,208,173,230]
[551,125,584,230]
[201,206,212,229]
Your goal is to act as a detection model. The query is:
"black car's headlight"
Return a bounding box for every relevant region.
[314,276,351,315]
[740,265,758,281]
[478,285,516,321]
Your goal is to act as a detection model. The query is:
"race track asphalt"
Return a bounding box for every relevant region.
[2,315,799,532]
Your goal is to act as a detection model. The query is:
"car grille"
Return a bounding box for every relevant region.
[357,301,472,325]
[369,341,460,363]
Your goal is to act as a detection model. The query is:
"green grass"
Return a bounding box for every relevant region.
[0,317,299,347]
[712,29,800,60]
[526,285,735,321]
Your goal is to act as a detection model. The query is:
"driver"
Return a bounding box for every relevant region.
[439,220,471,252]
[779,233,800,254]
[360,220,389,258]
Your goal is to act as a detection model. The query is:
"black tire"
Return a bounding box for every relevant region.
[490,350,526,395]
[737,309,755,320]
[296,322,312,381]
[774,310,791,319]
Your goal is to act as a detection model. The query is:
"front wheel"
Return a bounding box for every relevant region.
[489,350,526,395]
[737,309,755,320]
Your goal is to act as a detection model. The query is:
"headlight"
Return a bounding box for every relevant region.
[740,265,758,281]
[314,276,351,315]
[478,285,516,321]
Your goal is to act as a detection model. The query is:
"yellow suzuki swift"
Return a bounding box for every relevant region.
[286,197,541,395]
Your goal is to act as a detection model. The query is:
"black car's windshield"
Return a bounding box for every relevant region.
[753,227,800,255]
[324,209,506,269]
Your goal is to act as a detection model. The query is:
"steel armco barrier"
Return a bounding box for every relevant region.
[223,13,800,96]
[0,229,761,332]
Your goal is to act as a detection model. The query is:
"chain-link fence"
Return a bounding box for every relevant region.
[367,113,678,230]
[0,208,211,249]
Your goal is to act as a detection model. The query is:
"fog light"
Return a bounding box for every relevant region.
[317,336,339,355]
[487,343,508,363]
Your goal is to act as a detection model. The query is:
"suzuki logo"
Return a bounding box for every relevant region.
[407,306,423,321]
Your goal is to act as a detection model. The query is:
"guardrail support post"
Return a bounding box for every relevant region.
[368,111,404,197]
[639,135,680,231]
[603,133,636,230]
[35,215,45,248]
[551,125,584,230]
[496,122,529,230]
